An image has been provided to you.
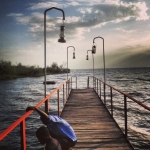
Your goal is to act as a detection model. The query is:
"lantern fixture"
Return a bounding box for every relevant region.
[58,25,66,43]
[67,46,76,79]
[73,52,75,59]
[92,36,106,103]
[86,55,89,60]
[44,7,66,103]
[92,44,96,54]
[86,50,94,79]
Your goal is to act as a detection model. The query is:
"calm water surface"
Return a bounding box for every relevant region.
[0,68,150,149]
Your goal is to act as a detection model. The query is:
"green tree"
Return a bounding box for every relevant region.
[0,60,69,80]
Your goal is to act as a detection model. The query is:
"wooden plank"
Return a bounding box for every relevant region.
[60,88,133,150]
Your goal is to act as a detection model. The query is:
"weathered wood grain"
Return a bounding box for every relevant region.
[61,88,133,150]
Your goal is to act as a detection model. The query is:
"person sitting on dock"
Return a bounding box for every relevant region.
[26,106,77,150]
[36,126,62,150]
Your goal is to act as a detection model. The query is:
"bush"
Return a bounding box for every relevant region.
[0,60,69,80]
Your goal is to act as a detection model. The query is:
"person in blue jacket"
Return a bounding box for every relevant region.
[26,106,77,150]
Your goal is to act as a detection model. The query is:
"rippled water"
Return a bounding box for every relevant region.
[0,68,150,150]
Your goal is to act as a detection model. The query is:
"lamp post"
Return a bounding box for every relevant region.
[92,36,106,103]
[44,7,66,112]
[67,46,75,79]
[86,50,94,77]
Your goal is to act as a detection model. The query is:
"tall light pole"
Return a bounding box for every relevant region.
[86,50,94,77]
[92,36,106,103]
[67,46,75,79]
[44,7,66,113]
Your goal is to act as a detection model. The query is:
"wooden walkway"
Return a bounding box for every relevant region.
[61,88,133,150]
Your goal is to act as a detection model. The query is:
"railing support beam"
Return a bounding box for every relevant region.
[57,89,60,116]
[110,87,113,116]
[45,100,49,114]
[124,95,127,137]
[63,84,65,105]
[20,120,26,150]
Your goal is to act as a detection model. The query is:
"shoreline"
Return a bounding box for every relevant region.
[0,72,67,81]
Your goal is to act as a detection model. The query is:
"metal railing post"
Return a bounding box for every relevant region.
[67,81,69,98]
[104,84,106,105]
[69,79,70,94]
[45,100,49,114]
[20,120,26,150]
[63,84,64,105]
[76,76,77,89]
[66,81,68,100]
[68,79,70,95]
[100,81,101,99]
[93,76,94,88]
[97,79,98,93]
[69,78,71,93]
[94,77,96,89]
[94,77,96,90]
[87,76,89,88]
[110,87,113,116]
[71,77,72,89]
[96,78,97,92]
[124,95,127,137]
[95,78,96,91]
[57,89,60,116]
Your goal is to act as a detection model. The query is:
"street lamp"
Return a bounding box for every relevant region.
[44,7,66,112]
[67,46,75,79]
[92,36,106,103]
[86,50,94,77]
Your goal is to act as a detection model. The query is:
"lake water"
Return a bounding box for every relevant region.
[0,68,150,150]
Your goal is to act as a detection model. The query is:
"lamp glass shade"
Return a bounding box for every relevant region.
[86,55,89,60]
[92,45,96,54]
[58,38,66,43]
[73,52,75,59]
[58,25,66,43]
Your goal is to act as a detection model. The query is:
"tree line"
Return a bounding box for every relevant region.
[0,60,69,80]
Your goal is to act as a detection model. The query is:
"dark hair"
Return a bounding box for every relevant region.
[36,126,49,145]
[36,126,49,138]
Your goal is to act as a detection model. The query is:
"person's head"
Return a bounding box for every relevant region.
[36,126,49,144]
[40,116,49,125]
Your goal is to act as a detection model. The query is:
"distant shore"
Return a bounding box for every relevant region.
[0,72,67,81]
[0,60,69,81]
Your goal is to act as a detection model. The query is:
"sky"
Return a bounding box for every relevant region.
[0,0,150,69]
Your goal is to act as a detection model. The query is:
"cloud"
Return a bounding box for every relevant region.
[71,1,149,29]
[29,2,59,10]
[77,7,92,14]
[135,2,149,20]
[115,27,135,34]
[106,49,150,68]
[8,13,23,17]
[67,1,80,6]
[28,1,80,10]
[121,0,140,2]
[7,1,149,43]
[7,12,62,40]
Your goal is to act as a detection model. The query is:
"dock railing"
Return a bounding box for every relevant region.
[1,76,149,149]
[88,76,150,141]
[0,76,77,150]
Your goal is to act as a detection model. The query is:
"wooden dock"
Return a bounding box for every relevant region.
[61,88,133,150]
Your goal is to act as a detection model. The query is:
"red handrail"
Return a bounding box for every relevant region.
[0,77,77,150]
[95,76,150,111]
[88,76,150,139]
